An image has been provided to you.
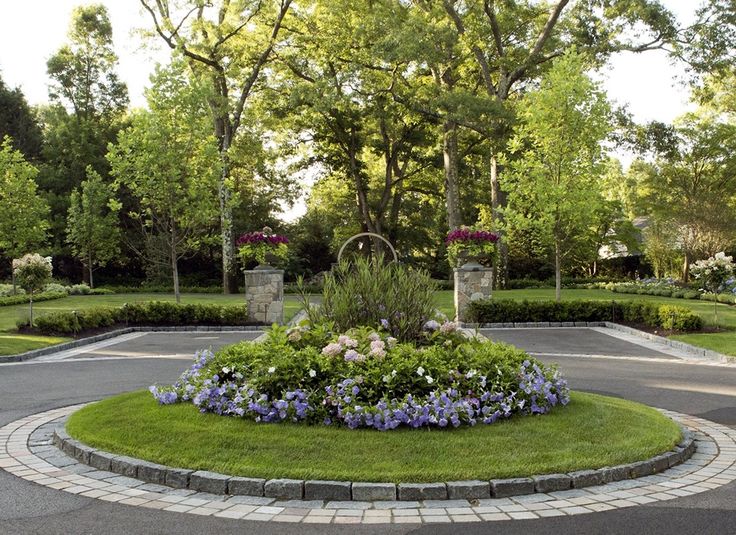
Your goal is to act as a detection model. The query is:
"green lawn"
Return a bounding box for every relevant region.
[67,390,680,483]
[0,334,71,355]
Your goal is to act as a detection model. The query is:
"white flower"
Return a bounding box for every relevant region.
[382,374,391,383]
[416,366,425,376]
[222,366,230,374]
[391,369,397,377]
[309,369,316,378]
[426,376,434,384]
[386,337,397,348]
[267,366,276,374]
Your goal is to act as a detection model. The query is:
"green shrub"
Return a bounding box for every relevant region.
[44,283,70,294]
[306,256,438,342]
[89,288,115,295]
[34,301,249,335]
[466,299,702,332]
[0,291,68,308]
[69,284,91,295]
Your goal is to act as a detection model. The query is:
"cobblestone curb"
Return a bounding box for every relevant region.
[4,405,733,525]
[0,326,264,364]
[52,417,695,502]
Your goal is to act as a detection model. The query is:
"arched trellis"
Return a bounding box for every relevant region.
[337,232,398,264]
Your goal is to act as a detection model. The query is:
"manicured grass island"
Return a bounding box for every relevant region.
[0,334,71,355]
[67,390,680,483]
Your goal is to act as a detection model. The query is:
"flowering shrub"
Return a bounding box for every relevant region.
[446,227,499,267]
[236,227,289,267]
[12,254,53,325]
[150,322,569,430]
[691,252,735,326]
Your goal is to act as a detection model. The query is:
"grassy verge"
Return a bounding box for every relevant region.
[0,334,71,355]
[670,332,736,357]
[67,390,680,483]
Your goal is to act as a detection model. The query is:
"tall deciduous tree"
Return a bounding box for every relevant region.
[504,52,612,301]
[0,138,49,285]
[66,167,121,288]
[0,75,43,160]
[140,0,293,293]
[107,66,220,303]
[40,4,127,256]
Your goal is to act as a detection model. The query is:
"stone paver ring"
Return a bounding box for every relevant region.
[1,405,735,525]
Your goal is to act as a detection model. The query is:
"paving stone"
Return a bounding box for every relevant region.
[189,471,229,494]
[304,480,351,501]
[398,483,447,501]
[447,480,490,500]
[228,477,265,496]
[533,474,571,493]
[491,478,535,498]
[88,451,115,472]
[569,469,605,488]
[165,468,193,489]
[136,461,168,485]
[264,479,303,500]
[110,456,139,478]
[668,448,684,468]
[351,482,396,501]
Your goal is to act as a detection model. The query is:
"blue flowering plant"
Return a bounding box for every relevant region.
[150,320,569,431]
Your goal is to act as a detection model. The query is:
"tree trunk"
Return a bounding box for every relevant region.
[29,289,33,326]
[172,246,181,305]
[443,120,462,229]
[555,239,562,302]
[682,252,690,282]
[88,252,94,289]
[490,154,508,289]
[218,141,237,295]
[11,269,16,296]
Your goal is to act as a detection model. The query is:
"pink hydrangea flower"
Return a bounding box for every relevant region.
[322,343,343,357]
[338,335,358,348]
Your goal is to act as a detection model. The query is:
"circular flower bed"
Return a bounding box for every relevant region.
[150,322,569,431]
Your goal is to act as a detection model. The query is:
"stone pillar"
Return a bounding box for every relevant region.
[244,269,284,325]
[454,265,493,323]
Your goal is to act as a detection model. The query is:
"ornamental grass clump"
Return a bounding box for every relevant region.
[150,321,569,431]
[305,255,437,343]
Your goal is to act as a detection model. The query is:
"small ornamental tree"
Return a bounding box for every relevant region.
[12,253,52,325]
[691,252,735,329]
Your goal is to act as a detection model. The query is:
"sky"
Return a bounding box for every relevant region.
[0,1,699,219]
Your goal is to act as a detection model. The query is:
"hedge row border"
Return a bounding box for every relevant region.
[53,420,694,502]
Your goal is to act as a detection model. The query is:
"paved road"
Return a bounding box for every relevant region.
[1,330,734,534]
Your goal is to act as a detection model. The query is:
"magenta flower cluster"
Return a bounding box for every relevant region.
[236,231,289,246]
[445,228,499,245]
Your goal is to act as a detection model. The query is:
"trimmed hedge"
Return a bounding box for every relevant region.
[465,299,703,332]
[33,301,250,335]
[0,291,68,307]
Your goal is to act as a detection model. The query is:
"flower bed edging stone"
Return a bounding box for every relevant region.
[53,422,696,502]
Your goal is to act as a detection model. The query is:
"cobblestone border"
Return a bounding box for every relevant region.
[51,425,694,500]
[459,321,734,364]
[3,405,733,524]
[0,326,264,364]
[52,411,694,502]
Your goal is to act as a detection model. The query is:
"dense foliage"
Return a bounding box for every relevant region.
[465,299,703,332]
[33,301,249,335]
[150,322,569,430]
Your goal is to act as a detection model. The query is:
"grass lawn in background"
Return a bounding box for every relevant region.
[67,390,680,483]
